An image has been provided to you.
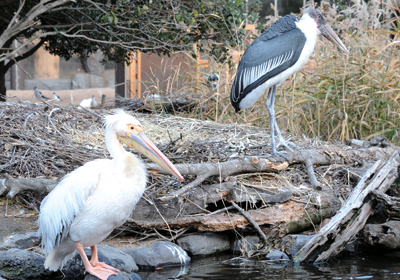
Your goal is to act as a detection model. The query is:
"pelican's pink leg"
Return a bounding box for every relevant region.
[89,245,120,272]
[75,242,118,280]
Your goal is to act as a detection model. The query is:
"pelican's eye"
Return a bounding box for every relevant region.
[130,126,135,130]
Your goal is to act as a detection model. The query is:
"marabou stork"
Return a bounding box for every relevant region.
[33,87,50,101]
[231,8,349,158]
[37,110,184,280]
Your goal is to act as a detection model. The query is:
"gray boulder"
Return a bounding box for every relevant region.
[0,248,53,280]
[177,232,230,256]
[123,241,190,268]
[71,73,107,89]
[1,232,41,251]
[285,234,313,256]
[64,245,138,278]
[86,50,105,76]
[231,235,262,253]
[266,250,290,262]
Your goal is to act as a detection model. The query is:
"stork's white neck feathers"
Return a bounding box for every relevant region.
[296,13,319,36]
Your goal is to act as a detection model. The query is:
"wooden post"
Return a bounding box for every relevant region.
[128,52,141,99]
[100,94,106,108]
[115,62,125,98]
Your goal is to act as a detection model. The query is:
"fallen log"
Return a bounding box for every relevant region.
[294,151,400,263]
[128,199,339,232]
[149,144,399,200]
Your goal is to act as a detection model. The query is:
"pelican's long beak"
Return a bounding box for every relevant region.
[119,132,184,181]
[319,24,349,54]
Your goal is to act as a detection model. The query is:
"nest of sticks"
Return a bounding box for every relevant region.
[0,99,354,210]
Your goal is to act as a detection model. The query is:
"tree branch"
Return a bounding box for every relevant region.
[4,38,45,73]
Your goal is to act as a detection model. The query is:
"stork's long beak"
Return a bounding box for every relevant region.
[319,24,349,54]
[118,132,184,181]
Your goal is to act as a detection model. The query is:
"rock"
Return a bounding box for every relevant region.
[85,271,141,280]
[25,79,71,91]
[285,234,313,256]
[86,50,105,76]
[0,248,53,280]
[231,235,262,253]
[123,241,190,269]
[363,220,400,249]
[0,232,41,251]
[266,250,290,262]
[177,232,230,256]
[64,245,138,278]
[71,73,107,89]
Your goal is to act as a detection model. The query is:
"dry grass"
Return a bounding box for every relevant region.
[142,0,400,146]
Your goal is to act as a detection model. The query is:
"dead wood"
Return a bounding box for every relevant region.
[128,199,338,232]
[114,95,197,114]
[147,144,399,200]
[294,151,400,264]
[154,157,289,202]
[229,201,268,242]
[363,221,400,249]
[0,174,58,199]
[372,190,400,217]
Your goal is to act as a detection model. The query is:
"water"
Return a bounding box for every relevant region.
[137,252,400,280]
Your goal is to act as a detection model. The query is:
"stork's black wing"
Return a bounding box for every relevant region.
[230,15,306,112]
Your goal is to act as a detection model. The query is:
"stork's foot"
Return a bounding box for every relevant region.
[271,150,290,161]
[258,149,289,161]
[84,266,118,280]
[276,139,296,152]
[90,260,120,272]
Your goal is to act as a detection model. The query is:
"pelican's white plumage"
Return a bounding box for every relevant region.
[37,110,184,279]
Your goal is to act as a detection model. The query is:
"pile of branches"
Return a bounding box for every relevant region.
[0,101,105,178]
[3,100,400,263]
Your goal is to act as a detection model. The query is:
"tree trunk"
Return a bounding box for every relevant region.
[0,60,7,102]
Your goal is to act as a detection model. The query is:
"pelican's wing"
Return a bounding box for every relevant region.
[37,159,111,255]
[230,15,306,111]
[79,99,91,108]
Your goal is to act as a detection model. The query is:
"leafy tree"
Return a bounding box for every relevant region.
[0,0,260,100]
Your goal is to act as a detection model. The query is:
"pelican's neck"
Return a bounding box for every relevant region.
[105,129,127,163]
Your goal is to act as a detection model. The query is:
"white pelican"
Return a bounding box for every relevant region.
[79,95,97,109]
[37,110,184,280]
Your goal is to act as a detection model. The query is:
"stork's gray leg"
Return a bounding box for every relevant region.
[265,87,276,155]
[265,86,288,160]
[265,86,296,158]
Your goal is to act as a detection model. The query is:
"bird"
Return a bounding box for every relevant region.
[230,8,349,158]
[33,87,50,101]
[205,73,220,91]
[36,110,184,280]
[79,95,97,109]
[90,95,98,108]
[52,92,62,102]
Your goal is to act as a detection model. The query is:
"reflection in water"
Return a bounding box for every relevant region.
[138,252,400,280]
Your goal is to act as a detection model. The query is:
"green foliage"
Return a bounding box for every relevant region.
[0,0,261,65]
